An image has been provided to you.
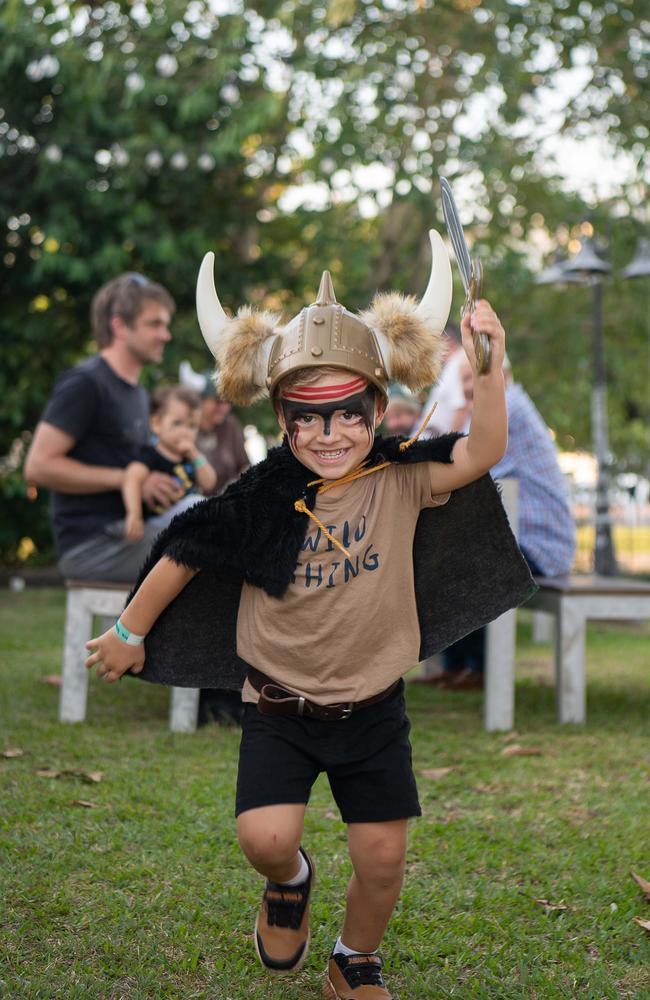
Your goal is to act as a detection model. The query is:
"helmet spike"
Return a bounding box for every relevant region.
[315,270,337,306]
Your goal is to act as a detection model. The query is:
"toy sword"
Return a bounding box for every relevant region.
[439,176,490,373]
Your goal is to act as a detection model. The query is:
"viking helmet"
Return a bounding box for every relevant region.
[196,229,452,405]
[178,360,214,397]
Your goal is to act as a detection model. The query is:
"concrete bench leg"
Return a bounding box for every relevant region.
[170,688,200,733]
[483,476,519,732]
[59,583,200,732]
[532,611,553,643]
[555,597,586,724]
[59,589,91,723]
[484,608,516,732]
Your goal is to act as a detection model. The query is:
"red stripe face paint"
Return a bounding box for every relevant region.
[282,376,368,402]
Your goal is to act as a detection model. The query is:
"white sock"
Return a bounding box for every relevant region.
[333,937,376,957]
[282,851,310,886]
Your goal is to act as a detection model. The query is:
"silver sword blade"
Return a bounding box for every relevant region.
[439,176,472,295]
[439,176,491,373]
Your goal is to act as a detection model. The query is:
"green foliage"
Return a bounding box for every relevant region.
[1,0,648,562]
[0,465,52,565]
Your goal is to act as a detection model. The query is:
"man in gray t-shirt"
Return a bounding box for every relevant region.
[25,273,184,583]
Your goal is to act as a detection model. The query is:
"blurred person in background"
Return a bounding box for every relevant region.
[420,321,465,438]
[417,353,576,690]
[242,424,267,465]
[25,273,183,583]
[381,383,423,437]
[179,361,249,495]
[122,385,216,541]
[179,361,251,725]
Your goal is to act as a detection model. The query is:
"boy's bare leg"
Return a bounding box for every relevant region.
[237,803,306,880]
[238,803,313,974]
[342,819,409,953]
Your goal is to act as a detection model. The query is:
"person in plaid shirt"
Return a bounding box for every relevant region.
[425,356,575,690]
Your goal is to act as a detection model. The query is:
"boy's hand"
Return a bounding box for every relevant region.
[460,300,505,374]
[85,628,145,683]
[125,513,144,541]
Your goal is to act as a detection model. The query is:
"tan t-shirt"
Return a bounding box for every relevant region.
[236,463,449,705]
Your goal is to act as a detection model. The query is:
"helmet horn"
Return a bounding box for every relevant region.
[414,229,453,333]
[196,251,232,358]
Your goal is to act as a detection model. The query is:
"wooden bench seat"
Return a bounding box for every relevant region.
[60,579,199,732]
[524,575,650,724]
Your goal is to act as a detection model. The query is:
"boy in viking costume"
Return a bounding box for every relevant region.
[86,230,535,999]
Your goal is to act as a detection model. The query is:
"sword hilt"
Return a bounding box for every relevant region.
[461,259,490,374]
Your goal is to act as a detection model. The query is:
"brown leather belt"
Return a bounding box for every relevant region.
[247,667,399,722]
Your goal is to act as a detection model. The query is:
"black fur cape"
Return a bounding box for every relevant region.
[129,434,536,689]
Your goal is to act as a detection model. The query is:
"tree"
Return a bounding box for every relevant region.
[1,0,648,561]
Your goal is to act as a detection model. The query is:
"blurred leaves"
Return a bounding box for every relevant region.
[532,897,570,914]
[501,745,544,757]
[630,870,650,902]
[36,768,104,782]
[421,766,457,779]
[1,0,649,562]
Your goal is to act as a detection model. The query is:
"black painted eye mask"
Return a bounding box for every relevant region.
[281,386,377,442]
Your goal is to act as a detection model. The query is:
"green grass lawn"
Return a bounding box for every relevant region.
[2,589,650,999]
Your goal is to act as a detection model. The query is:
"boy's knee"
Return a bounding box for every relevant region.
[237,818,301,868]
[354,830,407,884]
[373,843,406,881]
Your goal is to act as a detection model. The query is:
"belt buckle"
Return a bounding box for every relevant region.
[339,704,353,720]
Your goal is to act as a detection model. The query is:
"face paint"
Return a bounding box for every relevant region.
[280,386,377,449]
[281,375,368,403]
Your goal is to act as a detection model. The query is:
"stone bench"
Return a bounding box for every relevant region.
[524,575,650,724]
[469,483,650,729]
[60,580,199,732]
[419,479,521,732]
[419,480,650,731]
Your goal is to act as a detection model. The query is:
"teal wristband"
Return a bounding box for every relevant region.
[114,618,145,646]
[193,455,207,469]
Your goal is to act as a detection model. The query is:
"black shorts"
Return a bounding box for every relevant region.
[235,680,421,824]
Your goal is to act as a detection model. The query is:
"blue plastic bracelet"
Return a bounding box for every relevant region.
[114,618,145,646]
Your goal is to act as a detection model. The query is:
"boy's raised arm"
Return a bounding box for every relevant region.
[428,299,507,494]
[85,557,198,683]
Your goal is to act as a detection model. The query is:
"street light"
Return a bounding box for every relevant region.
[620,237,650,280]
[562,238,617,576]
[536,250,583,286]
[536,232,650,576]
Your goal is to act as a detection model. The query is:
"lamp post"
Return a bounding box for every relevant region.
[561,238,618,576]
[538,232,650,576]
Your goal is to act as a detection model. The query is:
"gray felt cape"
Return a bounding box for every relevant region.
[128,434,537,689]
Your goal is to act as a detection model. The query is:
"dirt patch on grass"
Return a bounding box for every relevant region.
[517,657,554,685]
